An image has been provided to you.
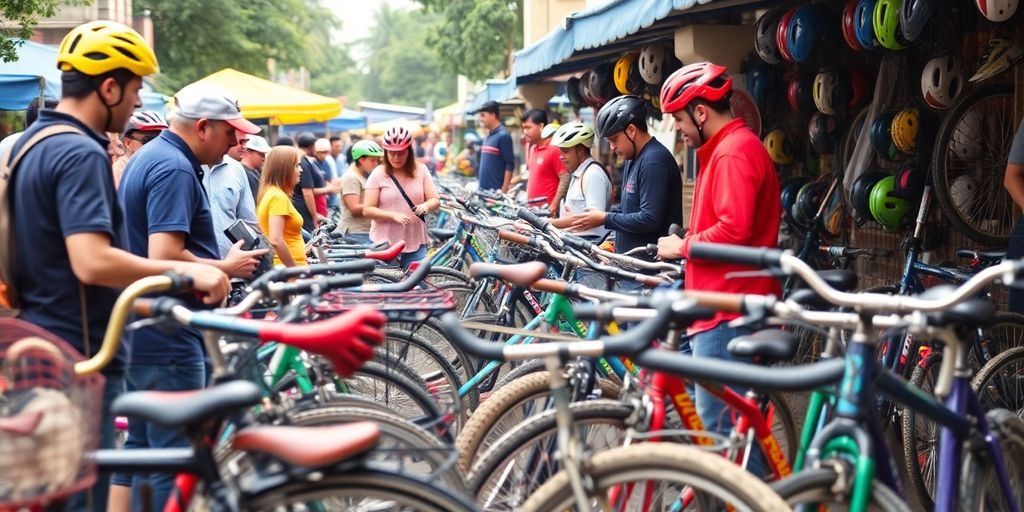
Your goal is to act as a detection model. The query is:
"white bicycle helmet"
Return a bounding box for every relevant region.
[950,175,978,210]
[951,109,983,161]
[976,0,1018,21]
[540,123,560,140]
[551,121,596,149]
[921,56,963,110]
[812,70,838,115]
[638,44,667,85]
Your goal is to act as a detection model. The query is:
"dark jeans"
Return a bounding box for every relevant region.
[680,323,767,477]
[65,371,125,512]
[399,244,428,270]
[110,362,206,512]
[1008,217,1024,314]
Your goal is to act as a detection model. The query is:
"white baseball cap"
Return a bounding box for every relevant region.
[314,138,330,152]
[245,135,272,154]
[174,82,260,134]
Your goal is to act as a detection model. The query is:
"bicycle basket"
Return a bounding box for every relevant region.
[313,290,457,323]
[0,319,103,508]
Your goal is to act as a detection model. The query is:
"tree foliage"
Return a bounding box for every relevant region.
[417,0,522,82]
[358,5,456,108]
[0,0,88,63]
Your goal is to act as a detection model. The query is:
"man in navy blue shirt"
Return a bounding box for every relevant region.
[7,21,228,512]
[570,95,682,254]
[114,81,265,511]
[475,101,515,192]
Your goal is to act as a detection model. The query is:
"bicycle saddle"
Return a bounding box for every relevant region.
[919,285,996,329]
[232,422,380,468]
[469,261,548,286]
[429,228,458,241]
[788,269,859,308]
[956,248,1005,263]
[727,329,800,363]
[112,380,262,430]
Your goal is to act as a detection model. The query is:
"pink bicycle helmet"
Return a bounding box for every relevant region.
[382,126,413,151]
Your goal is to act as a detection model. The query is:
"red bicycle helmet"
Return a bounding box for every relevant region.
[843,0,865,50]
[382,126,413,151]
[847,65,870,108]
[776,7,798,63]
[125,110,168,134]
[659,62,732,114]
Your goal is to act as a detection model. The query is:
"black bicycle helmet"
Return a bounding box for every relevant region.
[900,0,936,42]
[851,169,889,225]
[595,95,646,137]
[794,181,829,227]
[566,76,585,110]
[755,9,786,64]
[808,112,838,155]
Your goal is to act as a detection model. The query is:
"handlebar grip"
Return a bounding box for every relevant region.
[162,271,194,293]
[561,233,592,252]
[499,230,531,245]
[532,278,570,295]
[689,242,784,269]
[682,290,745,313]
[133,299,155,317]
[571,303,619,322]
[439,313,505,360]
[668,223,686,237]
[275,274,364,295]
[517,208,549,231]
[527,196,548,205]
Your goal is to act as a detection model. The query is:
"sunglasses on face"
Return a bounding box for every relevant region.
[127,134,158,145]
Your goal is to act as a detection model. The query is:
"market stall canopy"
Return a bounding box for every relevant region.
[278,109,368,134]
[357,101,426,124]
[514,0,737,82]
[0,39,61,110]
[465,76,517,114]
[359,117,424,136]
[186,68,340,125]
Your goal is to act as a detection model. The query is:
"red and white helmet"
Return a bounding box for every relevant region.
[976,0,1018,21]
[659,62,732,114]
[125,110,168,134]
[382,125,413,151]
[921,56,963,110]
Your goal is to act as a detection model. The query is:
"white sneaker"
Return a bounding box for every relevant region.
[970,38,1024,82]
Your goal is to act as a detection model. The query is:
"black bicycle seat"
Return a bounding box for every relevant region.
[112,380,261,430]
[956,248,1006,262]
[926,299,996,330]
[727,329,799,364]
[429,228,457,241]
[788,270,859,308]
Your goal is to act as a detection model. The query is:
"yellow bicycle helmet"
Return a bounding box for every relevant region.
[890,107,919,154]
[614,53,639,95]
[57,21,159,77]
[763,129,795,165]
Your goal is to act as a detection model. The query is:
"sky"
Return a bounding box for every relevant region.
[323,0,419,61]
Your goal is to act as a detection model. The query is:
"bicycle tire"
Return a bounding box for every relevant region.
[468,399,633,508]
[972,346,1024,419]
[771,466,910,511]
[493,358,546,389]
[455,370,620,473]
[244,464,476,511]
[444,283,499,317]
[930,84,1016,246]
[974,312,1024,367]
[901,349,942,510]
[424,266,473,288]
[381,328,474,427]
[522,443,792,512]
[386,317,477,388]
[958,408,1024,511]
[283,405,467,492]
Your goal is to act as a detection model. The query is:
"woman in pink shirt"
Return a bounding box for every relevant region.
[362,126,440,269]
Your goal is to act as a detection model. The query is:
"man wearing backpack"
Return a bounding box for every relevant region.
[546,122,611,243]
[1,21,229,511]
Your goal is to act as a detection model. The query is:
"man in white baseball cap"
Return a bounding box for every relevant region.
[241,135,271,202]
[115,81,268,507]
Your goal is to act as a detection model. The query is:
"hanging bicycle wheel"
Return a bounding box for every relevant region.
[930,85,1016,246]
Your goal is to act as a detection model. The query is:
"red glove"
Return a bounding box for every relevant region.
[259,306,387,376]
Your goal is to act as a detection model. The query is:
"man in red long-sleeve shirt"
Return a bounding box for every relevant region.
[656,62,781,469]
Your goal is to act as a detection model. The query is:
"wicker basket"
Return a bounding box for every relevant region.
[0,319,103,509]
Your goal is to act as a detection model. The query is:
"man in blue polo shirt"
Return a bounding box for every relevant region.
[6,21,229,512]
[114,82,265,510]
[475,101,515,192]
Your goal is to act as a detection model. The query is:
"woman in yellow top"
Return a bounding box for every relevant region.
[257,147,308,266]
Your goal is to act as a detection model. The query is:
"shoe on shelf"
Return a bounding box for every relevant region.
[970,38,1024,83]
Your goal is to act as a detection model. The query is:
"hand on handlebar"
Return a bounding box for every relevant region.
[175,262,230,305]
[657,234,685,261]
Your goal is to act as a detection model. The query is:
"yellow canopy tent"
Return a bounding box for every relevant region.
[184,68,341,125]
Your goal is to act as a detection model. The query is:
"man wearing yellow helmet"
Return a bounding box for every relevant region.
[4,21,228,512]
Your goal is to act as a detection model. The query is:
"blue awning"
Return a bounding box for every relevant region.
[514,0,757,81]
[277,109,369,134]
[465,76,518,113]
[0,39,61,110]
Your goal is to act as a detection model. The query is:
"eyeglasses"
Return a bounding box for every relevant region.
[127,134,157,145]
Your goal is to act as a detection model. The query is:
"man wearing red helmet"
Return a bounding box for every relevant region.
[656,61,782,463]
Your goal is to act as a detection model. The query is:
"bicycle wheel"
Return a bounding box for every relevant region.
[930,84,1016,246]
[381,328,472,427]
[772,465,909,511]
[455,370,620,473]
[901,349,942,510]
[974,312,1024,367]
[468,400,634,510]
[522,443,792,512]
[244,465,476,511]
[972,346,1024,419]
[959,408,1024,511]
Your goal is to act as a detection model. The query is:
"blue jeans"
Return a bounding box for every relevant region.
[680,323,766,477]
[65,371,124,512]
[400,244,427,270]
[110,362,206,512]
